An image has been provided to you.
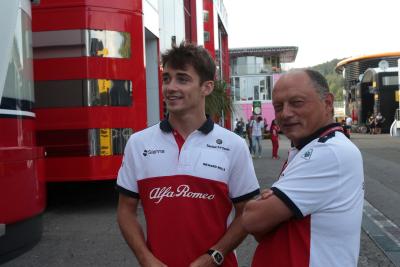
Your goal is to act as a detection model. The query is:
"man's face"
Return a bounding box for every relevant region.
[272,71,333,146]
[162,64,213,115]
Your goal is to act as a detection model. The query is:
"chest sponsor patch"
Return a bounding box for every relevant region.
[202,162,226,171]
[149,184,215,204]
[143,149,165,156]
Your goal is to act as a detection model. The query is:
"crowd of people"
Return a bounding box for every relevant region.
[234,116,280,159]
[340,112,386,137]
[115,42,365,267]
[368,112,385,134]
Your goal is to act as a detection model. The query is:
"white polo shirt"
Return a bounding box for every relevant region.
[117,117,260,267]
[252,123,364,267]
[251,120,264,137]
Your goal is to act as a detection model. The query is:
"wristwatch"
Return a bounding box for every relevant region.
[207,249,224,266]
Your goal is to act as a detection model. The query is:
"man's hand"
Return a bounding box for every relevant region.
[189,253,217,267]
[142,255,168,267]
[257,188,274,200]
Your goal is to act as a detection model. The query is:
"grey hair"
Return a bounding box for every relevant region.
[287,68,330,99]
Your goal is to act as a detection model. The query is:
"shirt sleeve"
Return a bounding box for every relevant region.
[228,138,260,202]
[272,143,341,218]
[116,136,140,198]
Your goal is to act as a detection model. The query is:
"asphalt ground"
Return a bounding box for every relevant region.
[3,133,399,266]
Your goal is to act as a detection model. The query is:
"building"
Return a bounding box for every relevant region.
[2,0,231,262]
[336,52,400,133]
[229,46,298,127]
[29,0,229,183]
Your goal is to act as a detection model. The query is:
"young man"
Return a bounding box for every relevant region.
[242,69,364,267]
[116,42,260,267]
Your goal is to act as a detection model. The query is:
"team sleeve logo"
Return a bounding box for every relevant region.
[301,148,313,160]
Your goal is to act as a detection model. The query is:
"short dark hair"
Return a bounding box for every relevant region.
[161,42,216,84]
[303,69,330,98]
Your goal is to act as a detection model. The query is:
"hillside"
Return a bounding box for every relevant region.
[310,59,345,101]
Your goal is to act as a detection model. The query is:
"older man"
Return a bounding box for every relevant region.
[242,69,364,267]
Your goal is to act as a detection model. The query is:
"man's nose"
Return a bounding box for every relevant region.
[163,79,178,93]
[281,104,294,118]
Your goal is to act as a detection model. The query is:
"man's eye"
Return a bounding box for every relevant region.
[291,100,304,107]
[177,77,189,83]
[273,105,283,112]
[162,76,170,83]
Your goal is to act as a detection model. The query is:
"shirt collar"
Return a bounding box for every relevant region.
[159,114,214,134]
[295,123,342,150]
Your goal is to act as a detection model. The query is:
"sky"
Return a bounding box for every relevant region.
[224,0,400,68]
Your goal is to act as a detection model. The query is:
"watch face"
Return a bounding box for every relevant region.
[214,252,223,263]
[208,249,224,265]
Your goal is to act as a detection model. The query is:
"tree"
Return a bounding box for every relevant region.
[311,58,345,101]
[205,80,233,118]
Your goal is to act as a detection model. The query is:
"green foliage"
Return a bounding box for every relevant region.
[310,59,345,101]
[205,80,233,118]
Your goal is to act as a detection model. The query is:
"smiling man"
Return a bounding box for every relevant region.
[242,69,365,267]
[116,42,259,267]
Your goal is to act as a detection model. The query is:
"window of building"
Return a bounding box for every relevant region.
[235,77,240,101]
[184,0,196,43]
[203,10,209,22]
[231,56,277,76]
[33,29,131,59]
[231,75,272,102]
[34,79,132,108]
[382,75,398,86]
[204,31,210,42]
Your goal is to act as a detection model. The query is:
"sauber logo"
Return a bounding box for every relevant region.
[301,148,313,160]
[143,149,165,156]
[149,185,215,204]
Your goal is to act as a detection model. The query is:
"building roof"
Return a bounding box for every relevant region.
[229,46,298,63]
[335,51,400,73]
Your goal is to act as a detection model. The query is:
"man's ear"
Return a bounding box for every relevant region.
[324,93,334,114]
[201,80,214,96]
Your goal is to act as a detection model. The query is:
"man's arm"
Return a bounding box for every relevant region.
[189,201,249,267]
[117,194,167,267]
[242,191,294,242]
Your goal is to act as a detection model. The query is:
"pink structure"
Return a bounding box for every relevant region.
[229,47,298,128]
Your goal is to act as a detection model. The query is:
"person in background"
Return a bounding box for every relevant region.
[263,117,269,135]
[246,115,255,154]
[374,112,385,134]
[116,42,260,267]
[270,119,280,159]
[368,114,376,134]
[345,116,352,137]
[250,116,264,158]
[242,69,364,267]
[235,117,245,137]
[233,118,238,133]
